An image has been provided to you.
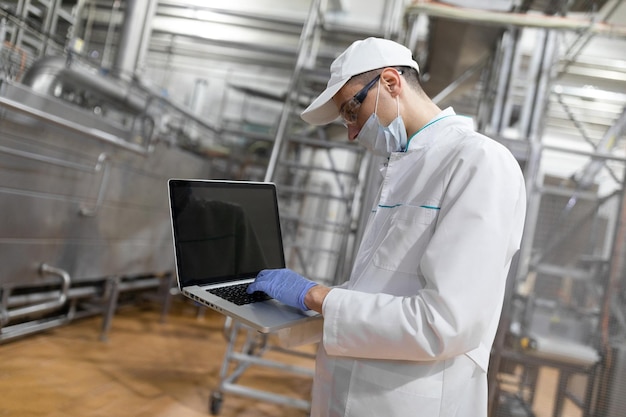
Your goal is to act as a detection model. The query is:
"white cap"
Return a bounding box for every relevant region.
[300,37,419,126]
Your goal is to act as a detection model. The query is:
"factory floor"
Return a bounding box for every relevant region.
[0,296,584,417]
[0,297,314,417]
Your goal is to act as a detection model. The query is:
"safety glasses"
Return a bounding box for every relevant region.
[338,74,381,126]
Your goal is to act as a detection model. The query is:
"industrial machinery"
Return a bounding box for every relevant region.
[0,0,235,343]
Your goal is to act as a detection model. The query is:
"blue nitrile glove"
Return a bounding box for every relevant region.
[247,268,317,311]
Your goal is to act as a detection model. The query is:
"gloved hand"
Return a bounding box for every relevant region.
[247,268,317,311]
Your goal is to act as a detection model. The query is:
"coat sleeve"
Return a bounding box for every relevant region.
[321,138,526,362]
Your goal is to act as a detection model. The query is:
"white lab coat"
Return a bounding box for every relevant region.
[311,108,527,417]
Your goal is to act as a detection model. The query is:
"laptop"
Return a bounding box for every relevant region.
[168,179,320,333]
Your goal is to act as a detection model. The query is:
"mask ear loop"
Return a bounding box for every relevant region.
[374,78,381,115]
[393,71,400,117]
[396,95,400,118]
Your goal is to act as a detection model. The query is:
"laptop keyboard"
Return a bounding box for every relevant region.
[207,283,272,306]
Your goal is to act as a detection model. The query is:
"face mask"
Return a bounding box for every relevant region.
[356,80,407,157]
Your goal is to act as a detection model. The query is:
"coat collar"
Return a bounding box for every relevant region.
[405,107,473,152]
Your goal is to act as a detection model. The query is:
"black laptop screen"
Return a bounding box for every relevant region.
[169,179,286,287]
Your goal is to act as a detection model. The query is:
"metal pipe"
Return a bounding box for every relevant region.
[230,352,315,376]
[0,297,101,343]
[551,85,626,103]
[22,54,220,135]
[41,0,60,56]
[381,0,405,38]
[0,18,6,56]
[0,95,149,154]
[0,315,71,342]
[221,382,310,410]
[526,29,558,141]
[516,143,542,280]
[405,1,626,37]
[500,28,524,134]
[519,29,547,139]
[536,185,602,200]
[0,274,164,343]
[516,29,559,281]
[100,0,121,70]
[487,29,515,135]
[22,56,148,113]
[7,286,99,308]
[158,0,305,29]
[118,277,162,291]
[574,107,626,188]
[541,144,626,162]
[0,144,101,172]
[6,264,71,321]
[113,0,158,80]
[431,57,487,104]
[559,0,624,76]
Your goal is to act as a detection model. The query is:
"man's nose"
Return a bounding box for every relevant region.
[348,125,360,141]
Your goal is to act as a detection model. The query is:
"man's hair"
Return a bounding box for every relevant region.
[349,66,423,94]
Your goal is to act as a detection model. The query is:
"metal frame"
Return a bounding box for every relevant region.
[405,3,626,417]
[209,319,315,415]
[209,0,407,412]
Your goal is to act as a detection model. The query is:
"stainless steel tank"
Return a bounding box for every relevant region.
[0,78,218,341]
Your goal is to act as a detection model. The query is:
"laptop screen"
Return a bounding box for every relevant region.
[169,179,286,287]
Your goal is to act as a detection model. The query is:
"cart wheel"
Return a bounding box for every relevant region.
[209,391,223,415]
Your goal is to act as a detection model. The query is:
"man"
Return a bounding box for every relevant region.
[248,37,526,417]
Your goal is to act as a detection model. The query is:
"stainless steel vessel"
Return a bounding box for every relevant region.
[0,78,216,342]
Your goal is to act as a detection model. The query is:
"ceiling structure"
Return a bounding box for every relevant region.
[0,0,624,176]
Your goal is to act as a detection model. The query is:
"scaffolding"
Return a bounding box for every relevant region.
[208,0,409,413]
[403,2,626,416]
[210,0,626,414]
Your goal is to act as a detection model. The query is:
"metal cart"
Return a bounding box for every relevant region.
[209,317,316,415]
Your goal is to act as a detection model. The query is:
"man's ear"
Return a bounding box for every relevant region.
[381,68,402,98]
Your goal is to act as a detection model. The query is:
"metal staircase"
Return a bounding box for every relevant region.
[264,0,406,287]
[210,0,407,414]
